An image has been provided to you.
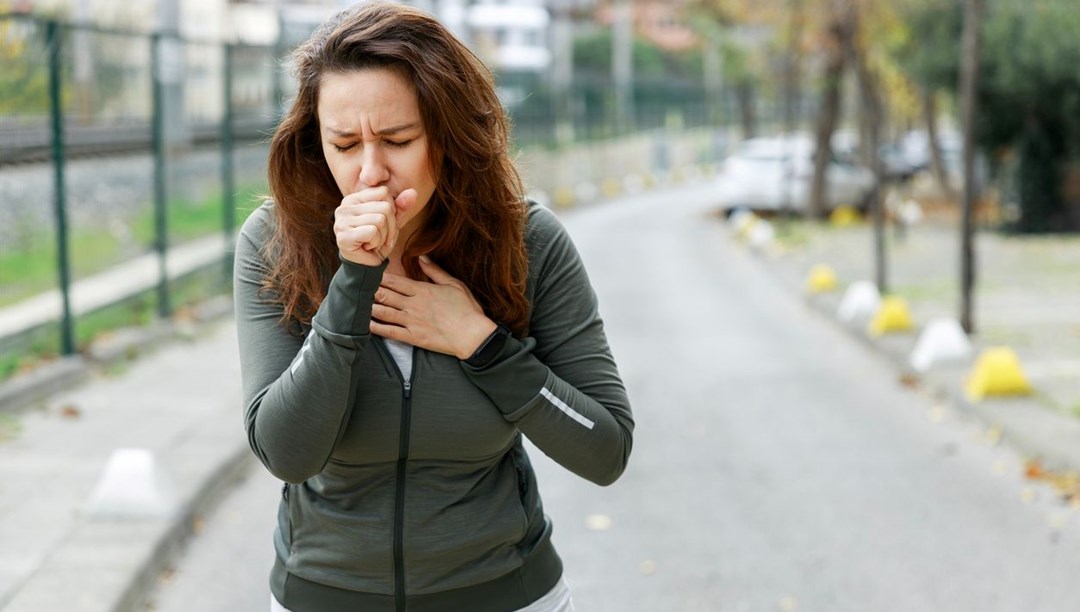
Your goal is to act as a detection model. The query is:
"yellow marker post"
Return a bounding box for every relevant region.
[601,177,622,199]
[867,296,914,336]
[965,347,1033,402]
[829,205,861,227]
[807,264,838,294]
[553,186,575,209]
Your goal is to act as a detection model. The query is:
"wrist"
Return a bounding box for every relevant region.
[458,318,498,361]
[462,322,511,368]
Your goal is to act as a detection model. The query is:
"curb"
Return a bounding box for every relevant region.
[0,295,234,415]
[119,446,254,612]
[0,356,90,413]
[746,244,1080,478]
[0,293,250,611]
[2,435,253,612]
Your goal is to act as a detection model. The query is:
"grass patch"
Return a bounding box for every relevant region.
[0,261,232,384]
[773,218,813,249]
[890,279,957,302]
[0,413,22,443]
[0,184,265,308]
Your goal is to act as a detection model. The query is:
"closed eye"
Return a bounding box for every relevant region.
[386,139,413,149]
[331,142,357,153]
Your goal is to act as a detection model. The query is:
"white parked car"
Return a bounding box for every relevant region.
[715,134,876,215]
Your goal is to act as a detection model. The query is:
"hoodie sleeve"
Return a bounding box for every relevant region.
[234,204,387,484]
[461,205,633,486]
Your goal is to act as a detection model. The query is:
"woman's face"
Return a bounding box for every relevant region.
[317,67,438,234]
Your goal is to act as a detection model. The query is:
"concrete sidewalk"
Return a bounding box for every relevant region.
[0,318,249,611]
[0,236,230,414]
[741,216,1080,480]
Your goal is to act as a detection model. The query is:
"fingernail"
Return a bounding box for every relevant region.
[419,255,431,263]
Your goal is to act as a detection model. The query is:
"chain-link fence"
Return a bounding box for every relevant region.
[0,11,740,378]
[0,14,278,371]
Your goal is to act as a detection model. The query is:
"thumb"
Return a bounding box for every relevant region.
[394,188,418,218]
[417,255,456,285]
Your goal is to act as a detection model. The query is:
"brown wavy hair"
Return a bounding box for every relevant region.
[264,1,530,336]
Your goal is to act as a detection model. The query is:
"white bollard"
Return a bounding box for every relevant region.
[910,317,973,372]
[86,448,176,519]
[898,199,924,226]
[728,210,758,240]
[748,219,775,251]
[837,281,881,325]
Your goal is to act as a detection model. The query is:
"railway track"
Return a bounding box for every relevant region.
[0,117,276,165]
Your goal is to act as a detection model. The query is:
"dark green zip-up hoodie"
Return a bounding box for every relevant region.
[235,201,633,612]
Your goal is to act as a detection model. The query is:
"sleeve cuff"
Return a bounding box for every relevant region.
[311,258,388,343]
[461,335,550,418]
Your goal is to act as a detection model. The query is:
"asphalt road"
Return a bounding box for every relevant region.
[148,183,1080,612]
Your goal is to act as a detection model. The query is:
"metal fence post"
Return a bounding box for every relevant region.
[151,32,171,318]
[273,15,286,122]
[222,42,236,279]
[47,20,76,355]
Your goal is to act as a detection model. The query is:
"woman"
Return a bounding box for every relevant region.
[234,3,633,611]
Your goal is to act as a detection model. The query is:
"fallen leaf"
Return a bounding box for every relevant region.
[159,567,176,584]
[59,404,81,419]
[1025,459,1045,480]
[899,372,920,388]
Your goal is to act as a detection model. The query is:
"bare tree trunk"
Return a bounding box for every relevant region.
[959,0,983,334]
[781,0,805,213]
[782,0,804,136]
[921,87,954,199]
[737,80,757,139]
[846,9,887,294]
[808,0,851,219]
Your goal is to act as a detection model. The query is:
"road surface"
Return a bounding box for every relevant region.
[148,183,1080,611]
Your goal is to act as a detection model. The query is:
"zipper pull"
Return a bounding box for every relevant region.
[403,380,412,398]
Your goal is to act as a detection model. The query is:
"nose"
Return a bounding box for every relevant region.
[356,144,390,189]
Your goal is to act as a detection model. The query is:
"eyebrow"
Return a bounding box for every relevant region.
[325,123,420,138]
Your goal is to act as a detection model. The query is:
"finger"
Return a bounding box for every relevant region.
[417,255,457,285]
[394,188,417,218]
[337,226,382,254]
[374,287,407,309]
[380,273,420,296]
[337,200,394,222]
[344,186,392,205]
[371,303,407,325]
[336,212,390,245]
[388,189,416,250]
[370,320,410,342]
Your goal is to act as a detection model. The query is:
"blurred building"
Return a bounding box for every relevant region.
[595,0,696,52]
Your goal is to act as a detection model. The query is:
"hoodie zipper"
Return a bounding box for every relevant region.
[394,377,411,612]
[376,339,415,612]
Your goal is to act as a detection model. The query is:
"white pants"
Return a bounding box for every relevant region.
[271,577,575,612]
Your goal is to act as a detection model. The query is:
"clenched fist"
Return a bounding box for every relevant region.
[334,187,417,266]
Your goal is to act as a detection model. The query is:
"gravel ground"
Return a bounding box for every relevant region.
[0,144,269,248]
